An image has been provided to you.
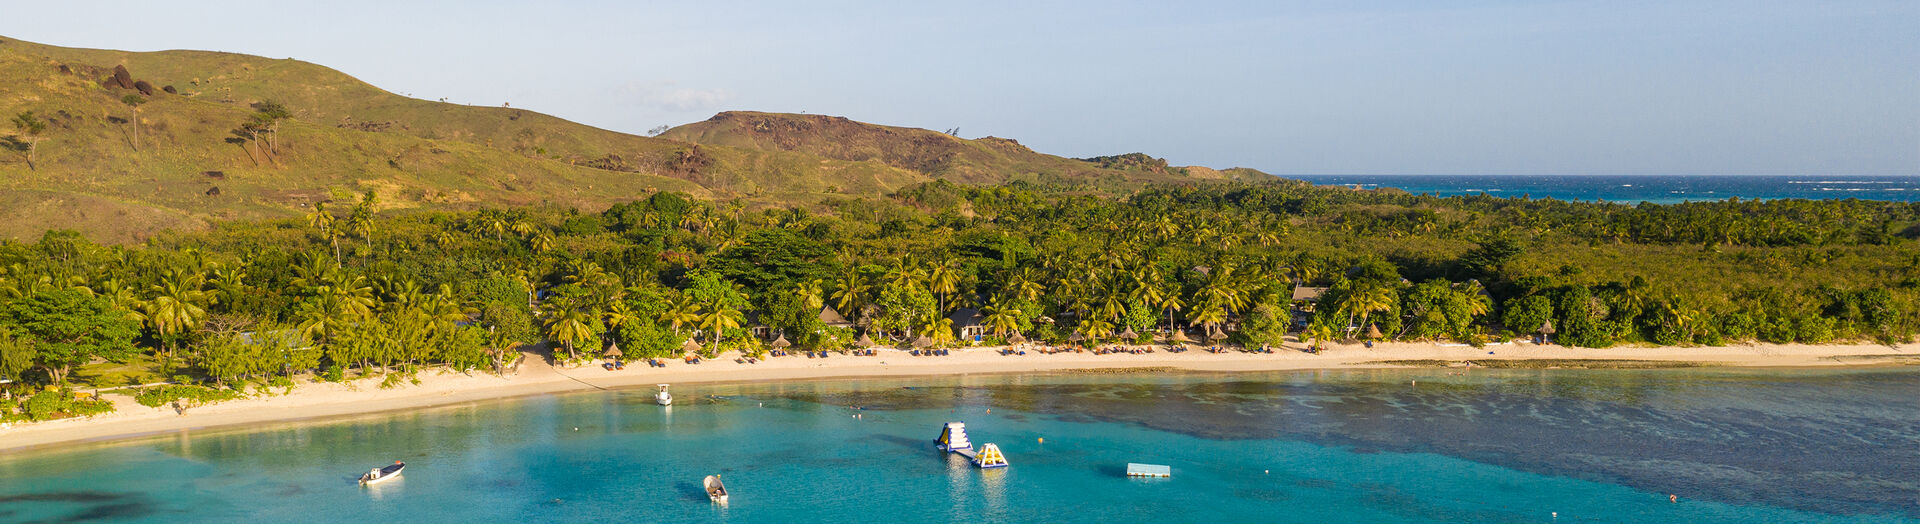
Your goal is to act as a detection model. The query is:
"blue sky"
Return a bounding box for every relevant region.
[6,1,1915,175]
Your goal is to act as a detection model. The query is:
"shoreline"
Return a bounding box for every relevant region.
[2,340,1913,453]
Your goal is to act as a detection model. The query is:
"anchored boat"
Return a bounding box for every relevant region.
[656,384,673,406]
[704,474,728,504]
[359,461,405,485]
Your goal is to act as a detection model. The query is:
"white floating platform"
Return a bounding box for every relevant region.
[1126,463,1171,477]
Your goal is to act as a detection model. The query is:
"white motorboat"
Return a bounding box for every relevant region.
[656,384,673,406]
[704,474,728,504]
[360,461,405,485]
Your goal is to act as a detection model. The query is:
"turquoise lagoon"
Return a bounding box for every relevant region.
[3,368,1918,523]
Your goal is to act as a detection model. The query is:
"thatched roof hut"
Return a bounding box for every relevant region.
[817,305,853,328]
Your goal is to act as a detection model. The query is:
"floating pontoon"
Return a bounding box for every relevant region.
[936,422,972,452]
[973,443,1009,468]
[934,422,1008,468]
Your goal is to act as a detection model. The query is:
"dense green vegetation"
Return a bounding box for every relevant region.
[1,178,1917,422]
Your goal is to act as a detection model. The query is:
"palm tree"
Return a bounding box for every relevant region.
[797,278,826,311]
[207,266,250,313]
[1080,318,1115,344]
[927,257,960,314]
[1302,322,1336,352]
[1188,303,1228,336]
[145,269,209,370]
[885,257,924,290]
[921,316,956,345]
[981,298,1023,338]
[1457,280,1492,319]
[1344,285,1397,339]
[544,306,595,361]
[698,303,746,353]
[661,296,703,334]
[1002,267,1043,303]
[1095,290,1127,322]
[529,232,555,254]
[306,202,341,263]
[831,268,870,318]
[482,214,509,242]
[1158,293,1186,338]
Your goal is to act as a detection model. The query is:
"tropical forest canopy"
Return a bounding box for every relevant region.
[1,178,1917,405]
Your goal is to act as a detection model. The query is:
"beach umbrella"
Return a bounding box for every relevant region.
[855,332,875,347]
[1118,327,1138,340]
[1007,332,1027,345]
[771,334,791,348]
[1067,331,1086,343]
[1170,329,1192,343]
[682,338,703,354]
[602,342,623,358]
[1207,329,1228,341]
[913,335,933,348]
[1538,320,1556,335]
[1365,324,1382,339]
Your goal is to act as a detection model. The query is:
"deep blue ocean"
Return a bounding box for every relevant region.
[1288,175,1920,204]
[3,369,1918,523]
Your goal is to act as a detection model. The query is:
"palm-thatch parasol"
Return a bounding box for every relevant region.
[1007,332,1027,345]
[603,341,623,358]
[855,332,875,347]
[913,335,933,348]
[771,334,791,348]
[1207,329,1228,341]
[1538,319,1556,335]
[1067,331,1086,343]
[1170,329,1192,343]
[1118,327,1138,340]
[681,338,703,355]
[1365,323,1382,339]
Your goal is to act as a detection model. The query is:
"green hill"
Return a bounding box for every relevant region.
[0,36,1261,243]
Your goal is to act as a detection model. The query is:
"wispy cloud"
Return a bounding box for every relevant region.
[617,81,732,111]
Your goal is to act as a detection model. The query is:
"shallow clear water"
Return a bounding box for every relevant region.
[3,368,1918,523]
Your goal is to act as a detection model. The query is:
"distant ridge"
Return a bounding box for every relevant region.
[662,111,1268,187]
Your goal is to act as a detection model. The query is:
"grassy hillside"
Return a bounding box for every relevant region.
[0,36,1257,243]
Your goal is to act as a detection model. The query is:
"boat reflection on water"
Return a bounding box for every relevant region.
[363,475,403,501]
